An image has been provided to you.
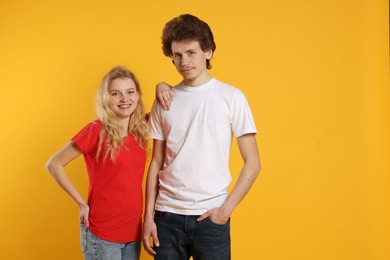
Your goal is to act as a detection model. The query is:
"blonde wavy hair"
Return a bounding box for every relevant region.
[95,66,148,161]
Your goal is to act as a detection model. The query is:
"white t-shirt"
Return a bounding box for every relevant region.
[149,78,257,215]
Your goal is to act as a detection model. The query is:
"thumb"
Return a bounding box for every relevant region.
[197,211,210,222]
[81,214,89,228]
[84,218,89,228]
[153,231,160,247]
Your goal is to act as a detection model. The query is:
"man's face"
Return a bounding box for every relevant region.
[171,39,212,86]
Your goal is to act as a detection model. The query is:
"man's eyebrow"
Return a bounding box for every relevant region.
[185,48,197,52]
[173,48,197,55]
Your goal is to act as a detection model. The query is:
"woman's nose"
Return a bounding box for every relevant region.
[120,95,128,102]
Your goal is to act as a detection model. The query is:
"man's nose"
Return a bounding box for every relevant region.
[180,55,189,65]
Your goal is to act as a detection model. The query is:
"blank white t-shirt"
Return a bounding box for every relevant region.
[149,78,257,215]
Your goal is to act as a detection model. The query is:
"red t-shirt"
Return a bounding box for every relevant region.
[72,120,146,243]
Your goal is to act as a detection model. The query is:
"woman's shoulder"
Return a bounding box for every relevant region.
[91,119,103,128]
[72,120,102,150]
[77,120,103,136]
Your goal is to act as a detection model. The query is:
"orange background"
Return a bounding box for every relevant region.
[0,0,389,259]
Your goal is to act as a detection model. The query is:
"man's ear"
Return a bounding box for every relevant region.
[205,49,213,59]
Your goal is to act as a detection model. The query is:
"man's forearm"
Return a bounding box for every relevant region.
[144,160,161,220]
[221,134,261,217]
[144,139,166,220]
[221,157,260,217]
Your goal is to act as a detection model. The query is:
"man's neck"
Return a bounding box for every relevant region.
[183,72,212,87]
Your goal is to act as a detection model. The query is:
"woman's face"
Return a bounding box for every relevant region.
[108,77,139,120]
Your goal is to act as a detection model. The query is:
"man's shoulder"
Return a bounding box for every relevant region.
[169,82,184,95]
[212,78,242,95]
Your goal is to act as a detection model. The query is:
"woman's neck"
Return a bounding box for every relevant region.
[118,118,130,137]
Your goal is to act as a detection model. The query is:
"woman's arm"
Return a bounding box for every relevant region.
[156,82,173,110]
[45,141,89,226]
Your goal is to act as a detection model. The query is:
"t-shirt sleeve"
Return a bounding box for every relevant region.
[71,121,101,154]
[149,100,166,141]
[230,90,257,137]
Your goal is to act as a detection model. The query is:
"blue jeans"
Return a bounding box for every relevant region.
[154,211,231,260]
[80,223,141,260]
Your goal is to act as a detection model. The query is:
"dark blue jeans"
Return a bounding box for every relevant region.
[154,211,231,260]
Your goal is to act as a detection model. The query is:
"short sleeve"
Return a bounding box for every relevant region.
[149,100,166,141]
[230,90,257,137]
[71,121,101,154]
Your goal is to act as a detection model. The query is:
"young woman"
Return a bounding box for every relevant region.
[45,66,148,260]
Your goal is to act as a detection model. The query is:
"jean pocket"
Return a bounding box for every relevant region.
[79,223,88,253]
[154,211,170,222]
[206,217,230,228]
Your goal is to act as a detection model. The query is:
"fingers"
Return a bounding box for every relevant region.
[157,93,167,110]
[142,223,159,256]
[164,91,173,101]
[161,100,169,111]
[197,211,211,222]
[197,208,229,224]
[83,218,89,228]
[79,205,90,228]
[142,236,157,256]
[159,92,173,110]
[80,213,89,227]
[153,231,160,248]
[156,88,174,111]
[163,97,172,110]
[143,241,156,255]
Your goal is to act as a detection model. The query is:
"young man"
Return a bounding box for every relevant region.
[143,14,261,260]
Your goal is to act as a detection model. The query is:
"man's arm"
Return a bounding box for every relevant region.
[197,133,261,224]
[142,139,166,256]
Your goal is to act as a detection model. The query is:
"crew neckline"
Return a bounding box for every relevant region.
[181,78,216,91]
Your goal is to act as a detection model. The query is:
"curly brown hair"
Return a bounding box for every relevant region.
[161,14,216,69]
